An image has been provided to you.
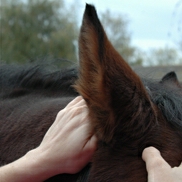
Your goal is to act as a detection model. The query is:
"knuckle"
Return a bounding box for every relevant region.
[68,106,87,118]
[56,109,64,117]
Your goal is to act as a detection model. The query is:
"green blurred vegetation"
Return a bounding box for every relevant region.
[0,0,78,66]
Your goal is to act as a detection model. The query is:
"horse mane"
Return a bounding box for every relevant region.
[0,64,78,97]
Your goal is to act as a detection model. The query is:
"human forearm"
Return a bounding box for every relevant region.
[0,149,54,182]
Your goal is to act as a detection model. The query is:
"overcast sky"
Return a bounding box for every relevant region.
[68,0,181,52]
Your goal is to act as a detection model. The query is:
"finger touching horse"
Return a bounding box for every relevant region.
[0,4,182,182]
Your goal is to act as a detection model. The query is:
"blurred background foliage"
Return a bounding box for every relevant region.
[0,0,182,67]
[0,0,78,67]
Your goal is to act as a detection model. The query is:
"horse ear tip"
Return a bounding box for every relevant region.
[85,3,95,10]
[84,3,97,18]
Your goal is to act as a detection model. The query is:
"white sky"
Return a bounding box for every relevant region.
[68,0,181,51]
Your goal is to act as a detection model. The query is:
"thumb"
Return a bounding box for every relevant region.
[142,147,170,174]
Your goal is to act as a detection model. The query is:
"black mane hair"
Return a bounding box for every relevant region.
[144,79,182,129]
[0,64,78,98]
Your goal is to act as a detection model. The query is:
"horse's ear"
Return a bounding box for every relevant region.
[75,4,156,143]
[161,71,181,87]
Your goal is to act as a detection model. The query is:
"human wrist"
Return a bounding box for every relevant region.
[24,147,58,180]
[0,148,56,182]
[30,146,68,176]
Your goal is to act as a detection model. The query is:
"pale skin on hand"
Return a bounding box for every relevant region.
[142,146,182,182]
[0,96,97,182]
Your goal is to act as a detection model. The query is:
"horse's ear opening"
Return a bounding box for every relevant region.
[75,4,157,143]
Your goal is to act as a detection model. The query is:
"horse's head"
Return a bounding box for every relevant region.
[75,4,182,182]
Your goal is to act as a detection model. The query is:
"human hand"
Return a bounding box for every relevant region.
[29,96,97,176]
[142,147,182,182]
[0,96,97,182]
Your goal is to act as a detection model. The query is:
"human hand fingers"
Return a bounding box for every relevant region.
[42,105,96,174]
[65,96,85,109]
[47,96,86,129]
[45,104,88,140]
[83,134,97,161]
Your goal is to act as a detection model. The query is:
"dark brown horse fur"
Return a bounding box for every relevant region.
[0,4,182,182]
